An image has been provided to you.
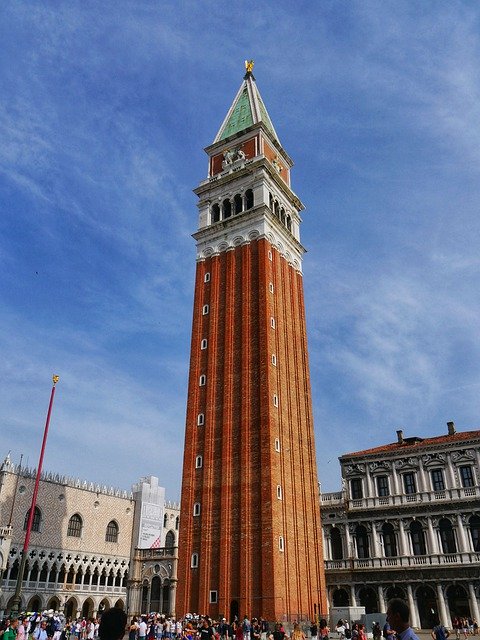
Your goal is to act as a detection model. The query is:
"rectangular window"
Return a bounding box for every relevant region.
[350,478,363,499]
[271,354,277,366]
[268,250,273,261]
[270,317,275,328]
[279,536,284,551]
[376,475,390,497]
[273,394,278,407]
[269,282,274,293]
[403,472,417,495]
[199,375,206,386]
[275,438,280,452]
[202,304,209,315]
[460,465,474,488]
[276,485,282,499]
[431,468,445,491]
[201,339,208,350]
[209,590,218,604]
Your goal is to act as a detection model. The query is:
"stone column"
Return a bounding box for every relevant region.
[407,584,420,629]
[446,457,456,489]
[324,529,331,560]
[436,584,449,628]
[417,464,427,493]
[398,519,408,556]
[456,514,468,553]
[350,584,357,607]
[169,580,177,618]
[468,583,480,624]
[390,468,399,496]
[427,518,439,555]
[344,525,352,558]
[365,470,374,498]
[371,523,381,559]
[377,585,386,613]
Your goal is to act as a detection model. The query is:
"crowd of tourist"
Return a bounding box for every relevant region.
[0,602,478,640]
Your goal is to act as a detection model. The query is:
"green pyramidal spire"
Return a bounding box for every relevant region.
[214,61,280,144]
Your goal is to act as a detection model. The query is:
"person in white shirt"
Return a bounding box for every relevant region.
[138,618,148,640]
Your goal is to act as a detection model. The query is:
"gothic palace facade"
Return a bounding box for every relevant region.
[321,423,480,628]
[0,457,179,618]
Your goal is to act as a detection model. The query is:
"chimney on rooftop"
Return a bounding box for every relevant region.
[447,421,456,436]
[396,429,404,444]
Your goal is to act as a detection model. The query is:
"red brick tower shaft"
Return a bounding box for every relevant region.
[177,65,327,622]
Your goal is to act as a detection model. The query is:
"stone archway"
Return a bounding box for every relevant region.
[47,596,61,612]
[358,587,379,613]
[446,584,470,619]
[98,598,111,615]
[150,575,161,612]
[332,588,350,607]
[82,598,94,619]
[114,599,124,610]
[416,585,437,629]
[385,586,406,602]
[28,595,43,613]
[65,597,78,619]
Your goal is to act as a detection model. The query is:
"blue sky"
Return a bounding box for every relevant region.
[1,1,479,499]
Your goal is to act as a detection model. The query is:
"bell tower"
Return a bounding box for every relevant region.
[177,62,327,622]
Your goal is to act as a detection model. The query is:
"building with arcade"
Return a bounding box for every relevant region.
[321,423,480,628]
[0,456,179,618]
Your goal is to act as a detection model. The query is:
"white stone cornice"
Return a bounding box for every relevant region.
[194,206,305,272]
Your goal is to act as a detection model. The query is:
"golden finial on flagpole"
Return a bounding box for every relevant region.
[52,375,59,385]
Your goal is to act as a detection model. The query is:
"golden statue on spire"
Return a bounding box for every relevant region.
[245,60,254,74]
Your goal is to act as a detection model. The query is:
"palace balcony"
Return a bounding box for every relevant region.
[324,550,480,571]
[321,486,479,510]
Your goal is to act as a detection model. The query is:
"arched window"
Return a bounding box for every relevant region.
[331,527,343,560]
[175,516,179,530]
[193,502,201,516]
[199,375,206,386]
[439,518,456,554]
[269,193,273,209]
[212,204,220,223]
[105,520,119,543]
[24,506,41,532]
[355,525,370,558]
[195,455,203,468]
[201,339,208,350]
[191,553,199,568]
[165,530,175,548]
[382,522,397,557]
[234,194,243,214]
[163,513,168,528]
[223,199,232,219]
[286,215,292,231]
[67,513,82,538]
[469,515,480,551]
[197,413,205,426]
[410,520,426,555]
[245,189,254,210]
[280,207,286,224]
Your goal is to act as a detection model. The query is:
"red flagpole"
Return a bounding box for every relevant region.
[10,374,59,615]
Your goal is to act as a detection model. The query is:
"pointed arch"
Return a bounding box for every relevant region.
[105,520,119,543]
[67,513,82,537]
